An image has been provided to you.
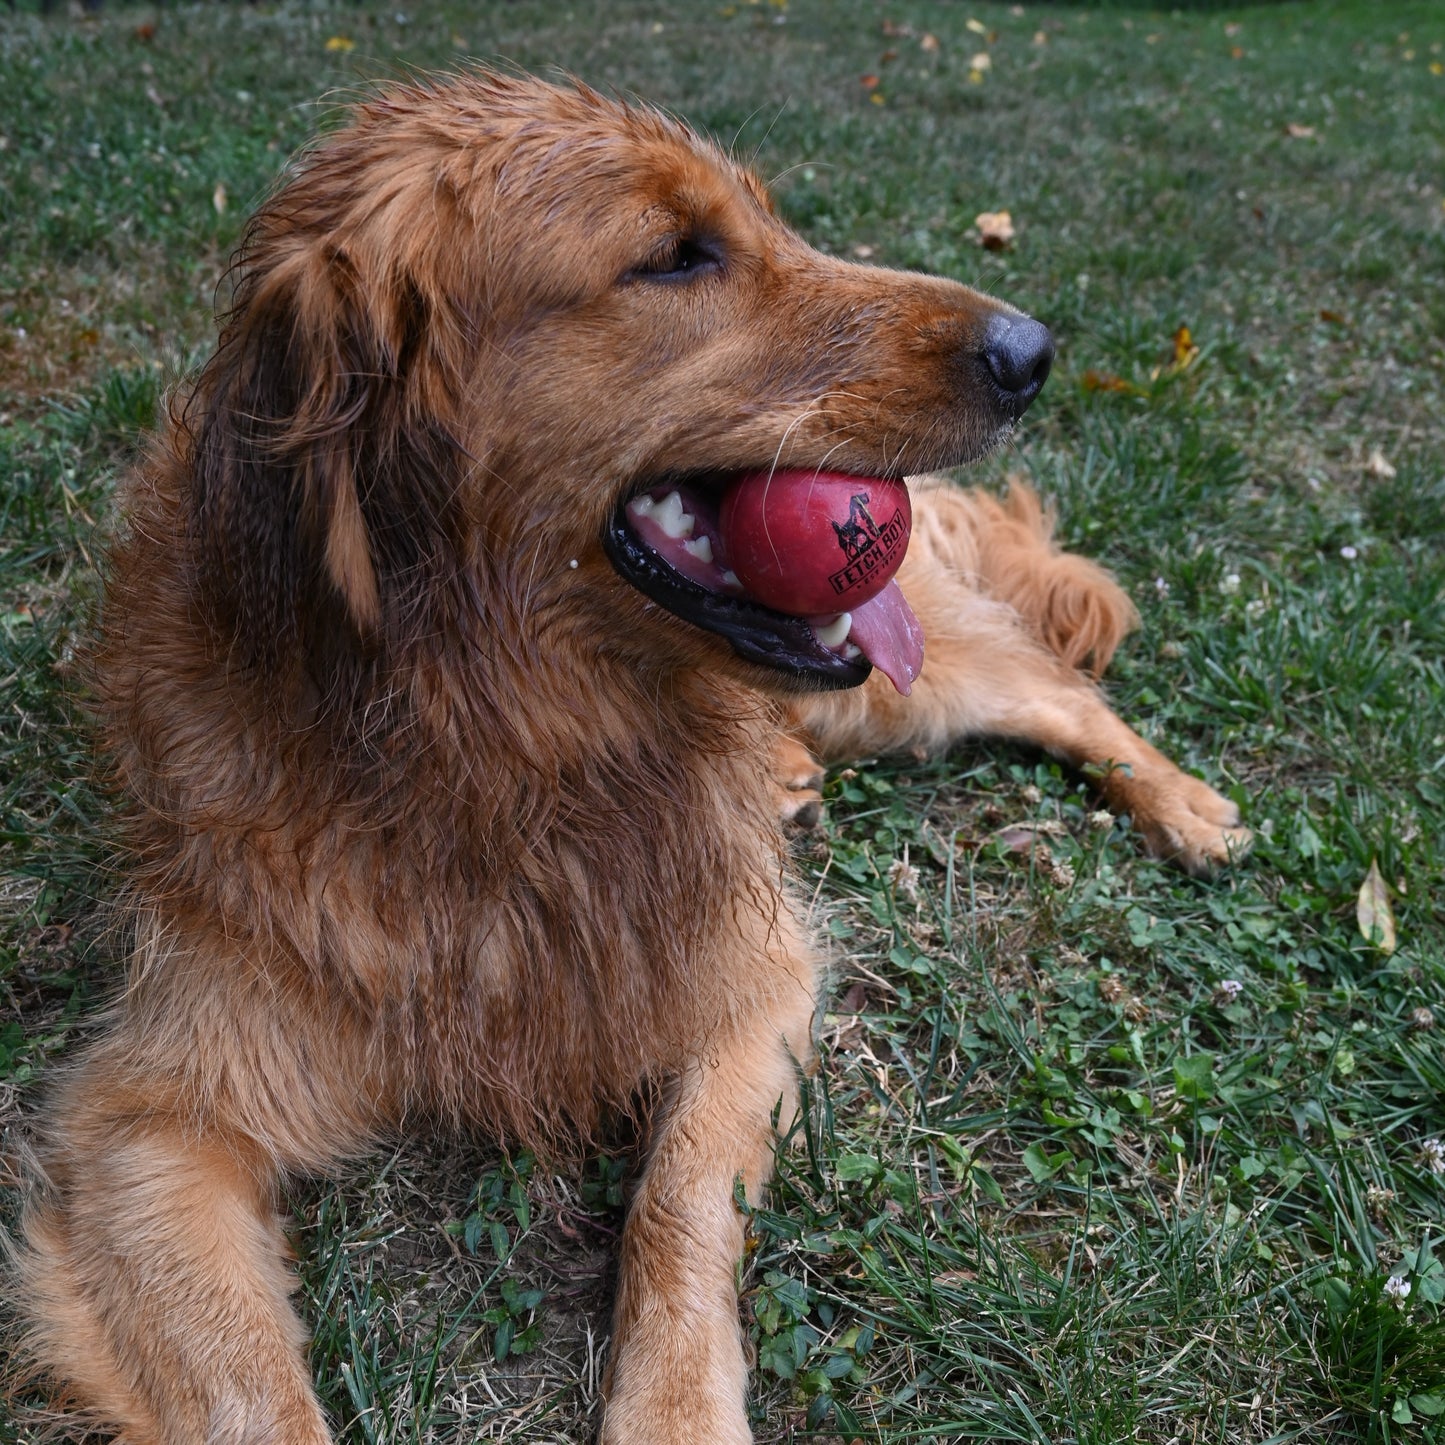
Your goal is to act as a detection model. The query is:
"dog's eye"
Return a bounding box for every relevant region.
[630,237,721,283]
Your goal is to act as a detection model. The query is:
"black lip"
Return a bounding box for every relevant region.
[603,500,873,691]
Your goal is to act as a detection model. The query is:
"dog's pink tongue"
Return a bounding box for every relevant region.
[844,580,924,695]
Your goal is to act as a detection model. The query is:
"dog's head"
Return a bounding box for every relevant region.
[182,71,1051,700]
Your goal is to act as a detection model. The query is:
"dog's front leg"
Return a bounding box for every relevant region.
[600,937,817,1445]
[18,1084,333,1445]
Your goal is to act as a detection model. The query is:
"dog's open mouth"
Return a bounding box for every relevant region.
[604,474,925,694]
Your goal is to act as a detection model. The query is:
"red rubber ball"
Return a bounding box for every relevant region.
[718,470,912,617]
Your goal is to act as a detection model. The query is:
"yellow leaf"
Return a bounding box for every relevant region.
[1170,324,1200,371]
[966,17,987,34]
[324,35,355,52]
[1357,860,1397,953]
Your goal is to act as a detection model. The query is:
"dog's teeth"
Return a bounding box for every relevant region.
[841,642,862,661]
[815,613,852,648]
[683,535,714,564]
[721,570,743,592]
[654,491,695,539]
[628,494,656,518]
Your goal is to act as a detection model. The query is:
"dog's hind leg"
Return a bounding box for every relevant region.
[600,926,818,1445]
[791,483,1250,874]
[770,731,826,830]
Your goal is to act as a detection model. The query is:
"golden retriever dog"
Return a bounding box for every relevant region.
[12,71,1248,1445]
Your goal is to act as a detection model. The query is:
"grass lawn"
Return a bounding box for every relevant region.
[2,1,1444,1441]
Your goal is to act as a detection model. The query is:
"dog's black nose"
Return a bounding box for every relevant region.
[982,314,1055,414]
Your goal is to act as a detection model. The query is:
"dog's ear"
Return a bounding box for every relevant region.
[184,230,460,667]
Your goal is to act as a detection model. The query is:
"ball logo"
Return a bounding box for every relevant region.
[828,492,908,597]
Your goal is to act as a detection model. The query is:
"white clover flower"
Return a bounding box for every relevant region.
[1154,576,1170,598]
[1220,573,1242,594]
[1088,809,1115,830]
[1340,545,1359,561]
[1215,979,1245,1003]
[1420,1138,1445,1175]
[887,857,921,903]
[1384,1275,1412,1302]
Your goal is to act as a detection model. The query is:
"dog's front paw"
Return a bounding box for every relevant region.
[600,1383,753,1445]
[1114,769,1252,876]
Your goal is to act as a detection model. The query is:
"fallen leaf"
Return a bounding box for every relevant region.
[212,182,228,215]
[1319,308,1348,325]
[860,74,881,90]
[974,209,1014,249]
[991,820,1066,854]
[324,35,355,52]
[879,48,898,63]
[1082,369,1143,395]
[1170,324,1200,370]
[1033,30,1048,46]
[1230,45,1245,60]
[1357,860,1397,953]
[970,51,993,72]
[1285,122,1316,140]
[920,33,939,53]
[1364,449,1398,480]
[133,22,155,41]
[966,17,987,34]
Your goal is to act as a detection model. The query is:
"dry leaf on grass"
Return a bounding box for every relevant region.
[1357,860,1398,954]
[1150,324,1200,379]
[974,209,1015,250]
[1364,449,1398,480]
[1082,369,1144,396]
